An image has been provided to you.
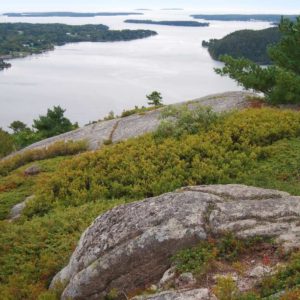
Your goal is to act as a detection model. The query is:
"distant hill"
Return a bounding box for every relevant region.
[191,14,298,22]
[202,27,281,65]
[4,12,143,17]
[161,8,184,10]
[125,20,209,27]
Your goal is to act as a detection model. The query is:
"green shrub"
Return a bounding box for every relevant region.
[259,252,300,297]
[154,104,219,139]
[25,108,300,217]
[121,105,158,118]
[0,140,88,176]
[0,200,124,299]
[213,277,260,300]
[0,128,15,158]
[172,241,217,275]
[213,276,239,300]
[172,234,266,276]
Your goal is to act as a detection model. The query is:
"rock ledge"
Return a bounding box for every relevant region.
[51,184,300,299]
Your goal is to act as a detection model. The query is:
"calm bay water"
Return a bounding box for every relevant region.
[0,11,271,129]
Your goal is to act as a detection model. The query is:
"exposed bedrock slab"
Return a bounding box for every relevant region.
[4,91,254,159]
[51,184,300,299]
[9,195,35,221]
[131,288,213,300]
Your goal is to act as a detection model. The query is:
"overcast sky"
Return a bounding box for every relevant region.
[0,0,299,14]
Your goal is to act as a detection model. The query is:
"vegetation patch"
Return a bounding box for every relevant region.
[2,107,300,298]
[203,27,281,65]
[24,108,300,217]
[0,140,88,176]
[172,234,268,276]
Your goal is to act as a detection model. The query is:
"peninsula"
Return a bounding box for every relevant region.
[125,20,209,27]
[0,23,157,69]
[191,14,298,22]
[202,27,281,64]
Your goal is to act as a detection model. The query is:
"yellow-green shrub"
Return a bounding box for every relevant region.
[25,108,300,217]
[0,200,124,300]
[0,140,88,176]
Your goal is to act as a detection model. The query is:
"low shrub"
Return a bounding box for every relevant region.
[121,105,158,118]
[213,276,239,300]
[25,108,300,217]
[154,104,219,139]
[172,234,266,276]
[0,140,88,176]
[259,252,300,297]
[213,277,259,300]
[280,289,300,300]
[0,128,14,158]
[0,200,124,299]
[172,241,217,275]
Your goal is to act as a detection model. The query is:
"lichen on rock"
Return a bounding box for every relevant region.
[51,184,300,299]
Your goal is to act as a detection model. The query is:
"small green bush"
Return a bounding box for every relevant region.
[213,276,260,300]
[259,252,300,297]
[121,105,158,118]
[172,234,266,276]
[154,104,219,139]
[172,241,217,275]
[0,128,14,158]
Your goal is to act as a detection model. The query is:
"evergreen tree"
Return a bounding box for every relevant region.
[215,17,300,104]
[147,91,163,106]
[33,106,78,138]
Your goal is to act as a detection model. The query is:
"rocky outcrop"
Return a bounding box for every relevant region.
[51,184,300,299]
[24,165,41,176]
[132,289,213,300]
[9,195,34,221]
[5,92,254,159]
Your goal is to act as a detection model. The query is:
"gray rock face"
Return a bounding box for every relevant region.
[175,273,196,289]
[4,92,253,159]
[131,288,212,300]
[24,165,41,176]
[9,195,34,221]
[51,184,299,300]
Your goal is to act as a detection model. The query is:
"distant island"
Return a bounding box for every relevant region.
[125,20,209,27]
[161,8,184,11]
[0,59,11,70]
[0,23,157,69]
[4,12,143,17]
[191,14,298,22]
[202,27,281,65]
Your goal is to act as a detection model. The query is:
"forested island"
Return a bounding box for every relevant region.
[191,14,297,22]
[0,58,11,70]
[202,27,281,64]
[125,20,209,27]
[0,23,157,68]
[4,12,143,17]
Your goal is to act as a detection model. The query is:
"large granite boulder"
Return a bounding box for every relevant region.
[131,288,213,300]
[51,185,300,299]
[3,91,254,159]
